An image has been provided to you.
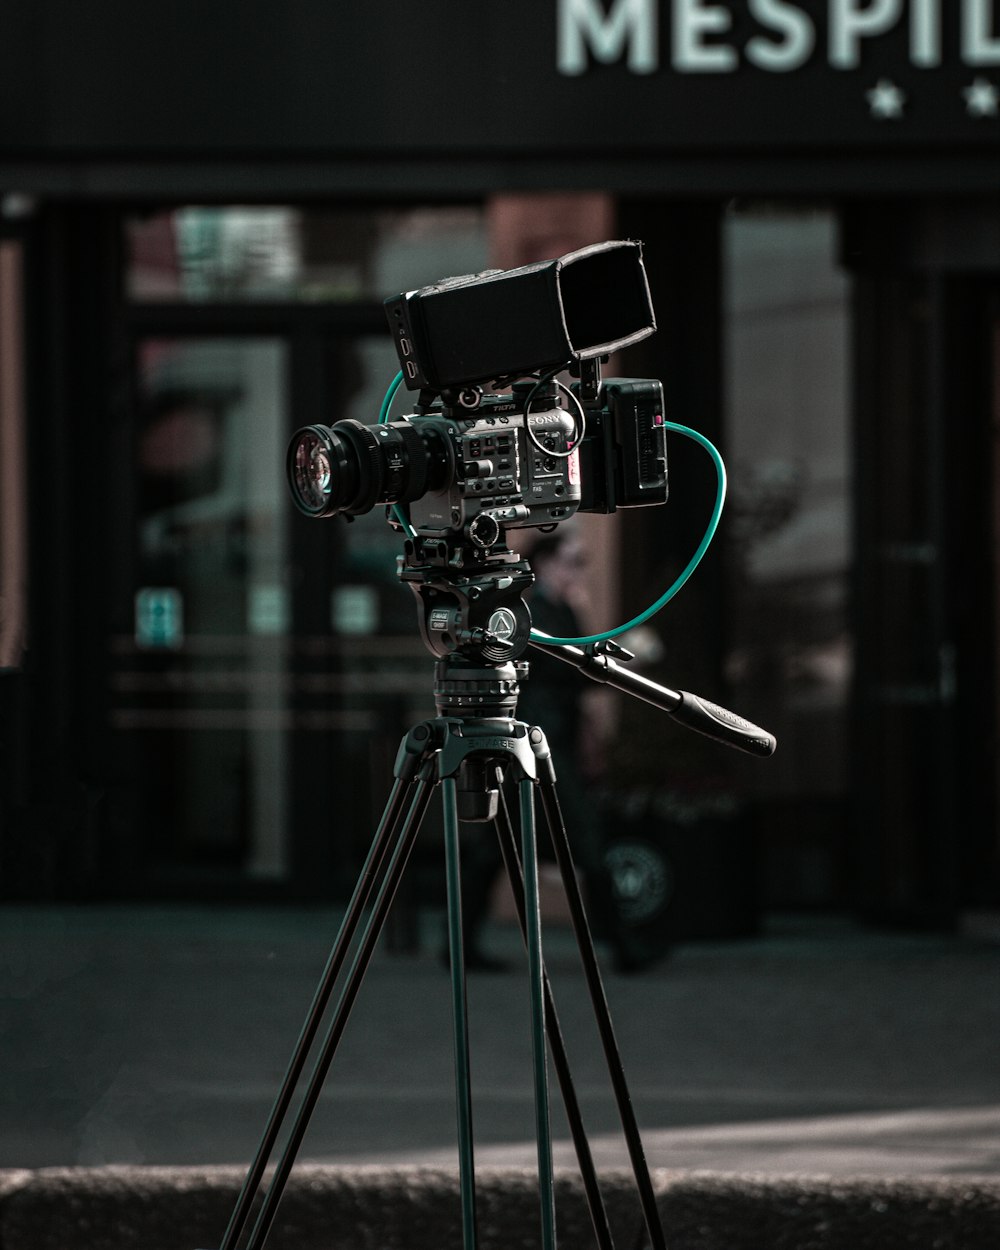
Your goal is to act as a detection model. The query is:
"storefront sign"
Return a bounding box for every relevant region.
[0,0,996,157]
[554,0,1000,136]
[557,0,1000,77]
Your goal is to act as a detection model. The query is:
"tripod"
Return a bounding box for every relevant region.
[205,536,776,1250]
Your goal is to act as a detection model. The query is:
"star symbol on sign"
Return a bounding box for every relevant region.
[866,78,906,119]
[963,77,999,118]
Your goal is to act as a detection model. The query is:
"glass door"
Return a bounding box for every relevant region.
[102,202,491,898]
[110,337,292,881]
[107,330,436,896]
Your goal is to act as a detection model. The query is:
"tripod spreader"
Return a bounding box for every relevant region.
[529,636,777,758]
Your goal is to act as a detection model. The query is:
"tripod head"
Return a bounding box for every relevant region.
[395,529,777,757]
[396,529,534,721]
[397,530,534,666]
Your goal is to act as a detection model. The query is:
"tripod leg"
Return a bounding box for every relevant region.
[536,771,666,1250]
[219,774,416,1250]
[519,776,557,1250]
[441,777,478,1250]
[492,772,617,1250]
[241,772,437,1250]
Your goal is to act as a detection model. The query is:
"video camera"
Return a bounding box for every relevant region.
[287,240,669,547]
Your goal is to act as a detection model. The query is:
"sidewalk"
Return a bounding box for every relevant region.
[1,904,998,1178]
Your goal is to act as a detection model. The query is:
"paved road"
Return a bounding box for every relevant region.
[1,904,998,1178]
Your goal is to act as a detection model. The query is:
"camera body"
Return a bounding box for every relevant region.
[288,376,667,544]
[401,378,668,542]
[286,240,669,546]
[402,389,579,542]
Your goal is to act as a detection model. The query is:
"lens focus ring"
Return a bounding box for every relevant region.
[335,420,386,515]
[392,420,429,503]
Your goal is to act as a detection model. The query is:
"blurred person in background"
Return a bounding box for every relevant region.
[452,530,659,973]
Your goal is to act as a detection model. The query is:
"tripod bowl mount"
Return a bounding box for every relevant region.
[204,240,776,1249]
[204,529,776,1250]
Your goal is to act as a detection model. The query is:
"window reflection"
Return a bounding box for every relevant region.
[125,205,488,303]
[724,206,851,718]
[128,338,291,876]
[723,204,852,905]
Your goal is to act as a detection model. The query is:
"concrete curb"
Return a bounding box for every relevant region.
[0,1165,997,1249]
[654,1174,1000,1249]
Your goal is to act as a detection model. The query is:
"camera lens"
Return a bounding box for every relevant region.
[287,421,385,518]
[288,428,335,515]
[287,418,448,519]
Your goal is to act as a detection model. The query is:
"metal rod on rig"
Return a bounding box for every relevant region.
[528,637,777,758]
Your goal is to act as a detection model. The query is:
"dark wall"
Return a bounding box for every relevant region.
[1,2,997,198]
[844,199,1000,925]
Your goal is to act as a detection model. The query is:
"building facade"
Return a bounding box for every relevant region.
[1,1,998,929]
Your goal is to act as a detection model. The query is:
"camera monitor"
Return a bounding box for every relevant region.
[385,239,656,392]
